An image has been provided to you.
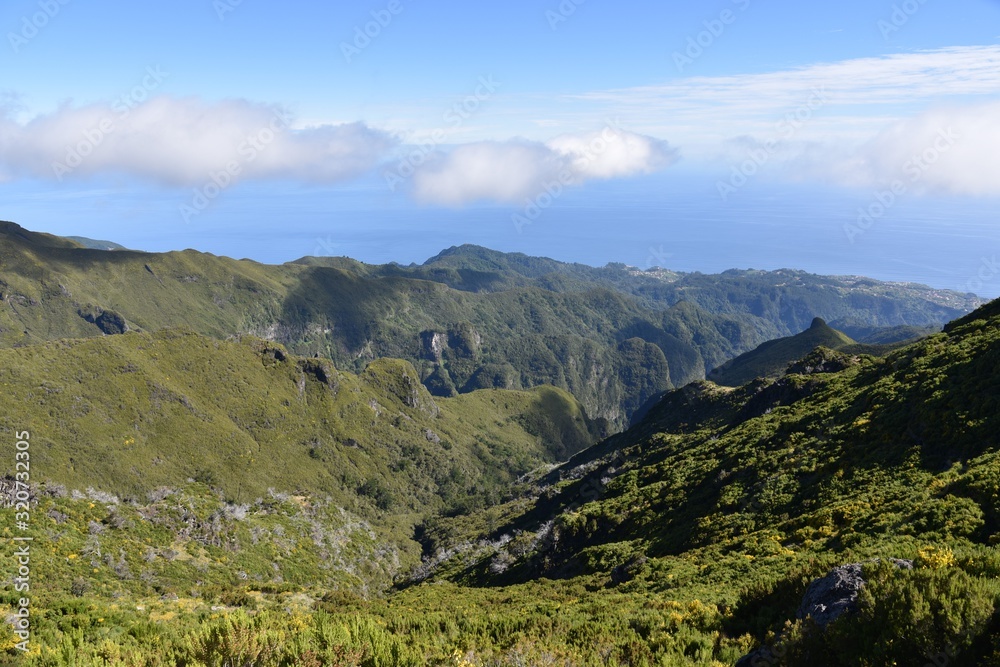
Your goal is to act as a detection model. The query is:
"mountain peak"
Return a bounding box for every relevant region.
[708,318,856,386]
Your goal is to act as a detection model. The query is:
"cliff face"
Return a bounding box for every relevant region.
[0,222,983,429]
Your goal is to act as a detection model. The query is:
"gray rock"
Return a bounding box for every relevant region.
[797,559,913,628]
[79,308,129,335]
[735,559,914,666]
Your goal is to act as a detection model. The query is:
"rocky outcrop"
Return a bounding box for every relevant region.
[80,308,129,335]
[797,560,912,628]
[420,330,448,362]
[786,347,858,377]
[362,359,440,418]
[298,358,339,392]
[736,559,914,666]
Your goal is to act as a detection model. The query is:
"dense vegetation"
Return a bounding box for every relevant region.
[2,296,1000,664]
[1,222,997,666]
[0,222,980,428]
[0,327,601,571]
[703,317,922,387]
[408,298,1000,664]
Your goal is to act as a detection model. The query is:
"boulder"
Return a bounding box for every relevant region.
[798,559,913,628]
[735,559,914,666]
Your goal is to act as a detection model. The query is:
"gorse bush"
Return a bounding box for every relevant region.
[1,224,999,665]
[0,222,978,427]
[777,560,1000,666]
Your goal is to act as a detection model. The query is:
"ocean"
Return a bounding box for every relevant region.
[4,170,998,297]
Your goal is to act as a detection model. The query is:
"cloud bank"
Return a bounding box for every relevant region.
[0,96,678,206]
[410,128,678,206]
[0,96,396,186]
[787,102,1000,196]
[576,46,1000,134]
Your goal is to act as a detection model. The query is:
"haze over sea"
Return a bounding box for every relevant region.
[7,171,999,298]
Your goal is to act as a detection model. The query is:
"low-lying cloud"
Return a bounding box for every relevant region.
[0,97,678,206]
[410,128,678,206]
[0,96,396,186]
[794,102,1000,196]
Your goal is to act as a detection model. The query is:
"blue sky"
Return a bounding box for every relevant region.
[2,0,1000,294]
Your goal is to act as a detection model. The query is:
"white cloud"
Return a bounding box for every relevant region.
[0,96,396,185]
[411,129,678,206]
[806,102,1000,196]
[560,45,1000,153]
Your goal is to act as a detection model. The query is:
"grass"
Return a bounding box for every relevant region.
[0,221,981,428]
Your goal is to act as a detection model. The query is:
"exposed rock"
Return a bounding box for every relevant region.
[80,309,129,335]
[297,359,338,393]
[735,559,914,666]
[786,347,858,377]
[797,559,913,628]
[0,475,34,507]
[420,330,448,361]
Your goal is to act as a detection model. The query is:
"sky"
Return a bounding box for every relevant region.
[2,0,1000,294]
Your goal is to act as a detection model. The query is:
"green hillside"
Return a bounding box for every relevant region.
[4,296,1000,663]
[706,318,856,386]
[0,328,600,587]
[398,299,1000,664]
[0,222,983,429]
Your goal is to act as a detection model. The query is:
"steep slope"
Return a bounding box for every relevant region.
[0,222,983,430]
[405,300,1000,664]
[706,317,856,386]
[3,306,1000,665]
[0,330,599,552]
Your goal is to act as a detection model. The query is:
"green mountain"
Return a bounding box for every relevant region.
[1,222,1000,664]
[706,317,857,387]
[0,222,983,430]
[2,304,999,665]
[0,328,602,599]
[397,298,1000,665]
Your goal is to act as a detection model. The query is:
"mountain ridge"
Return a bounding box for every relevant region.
[706,317,858,387]
[2,220,1000,664]
[0,221,985,429]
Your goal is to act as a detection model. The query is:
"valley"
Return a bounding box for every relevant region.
[0,224,998,665]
